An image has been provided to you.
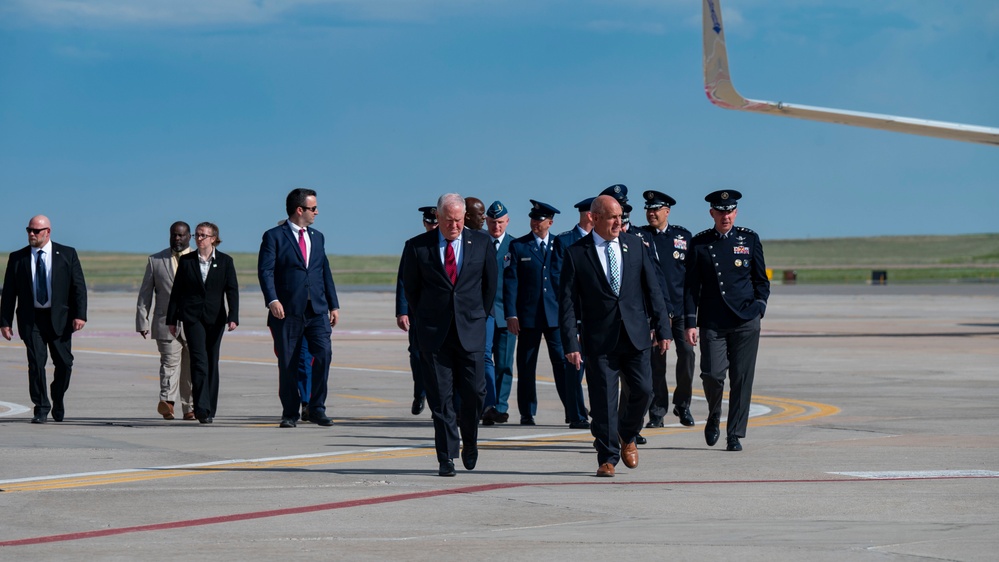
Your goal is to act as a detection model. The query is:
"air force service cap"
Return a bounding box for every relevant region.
[418,206,438,225]
[528,200,560,220]
[599,184,629,203]
[643,190,677,210]
[573,197,596,211]
[486,200,508,219]
[705,189,742,211]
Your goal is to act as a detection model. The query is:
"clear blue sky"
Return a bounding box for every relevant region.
[2,0,997,255]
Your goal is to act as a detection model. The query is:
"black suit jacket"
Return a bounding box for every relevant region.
[1,243,87,339]
[401,228,497,353]
[166,251,239,327]
[559,232,670,356]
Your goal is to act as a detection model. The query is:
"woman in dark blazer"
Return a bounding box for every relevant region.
[166,222,239,424]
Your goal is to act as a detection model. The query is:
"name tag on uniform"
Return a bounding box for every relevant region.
[521,257,531,262]
[734,246,750,255]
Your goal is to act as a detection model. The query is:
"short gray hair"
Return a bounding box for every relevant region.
[437,193,465,216]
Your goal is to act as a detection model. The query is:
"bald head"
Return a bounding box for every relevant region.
[590,195,623,240]
[27,215,52,248]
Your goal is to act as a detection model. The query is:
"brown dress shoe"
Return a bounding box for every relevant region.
[596,463,615,477]
[183,411,196,421]
[157,400,174,420]
[621,440,639,469]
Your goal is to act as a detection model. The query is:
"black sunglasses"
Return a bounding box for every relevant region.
[300,206,318,212]
[26,227,50,235]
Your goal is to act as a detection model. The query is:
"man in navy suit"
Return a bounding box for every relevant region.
[559,196,671,477]
[258,188,340,428]
[1,215,87,424]
[402,193,497,476]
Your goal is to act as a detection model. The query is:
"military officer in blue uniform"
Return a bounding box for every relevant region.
[505,200,584,427]
[684,189,770,452]
[396,206,438,415]
[639,190,697,428]
[481,201,517,425]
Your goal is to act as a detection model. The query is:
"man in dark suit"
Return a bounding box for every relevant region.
[559,196,670,477]
[402,193,497,477]
[639,190,697,428]
[1,215,87,423]
[395,206,438,416]
[684,189,770,452]
[258,188,340,428]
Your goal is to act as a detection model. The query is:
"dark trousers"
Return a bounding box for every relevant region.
[298,343,313,406]
[421,323,486,463]
[183,320,226,418]
[407,328,425,399]
[647,323,696,420]
[482,318,497,408]
[492,325,516,414]
[699,316,761,438]
[272,307,332,420]
[515,326,568,419]
[24,309,73,418]
[587,330,652,466]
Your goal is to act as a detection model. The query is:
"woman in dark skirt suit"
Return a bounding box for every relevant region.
[166,222,239,423]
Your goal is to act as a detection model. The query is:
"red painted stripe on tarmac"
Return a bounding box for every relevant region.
[3,476,995,547]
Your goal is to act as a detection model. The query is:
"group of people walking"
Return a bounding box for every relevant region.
[395,184,770,476]
[0,184,769,478]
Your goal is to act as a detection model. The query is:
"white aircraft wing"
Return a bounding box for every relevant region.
[702,0,999,147]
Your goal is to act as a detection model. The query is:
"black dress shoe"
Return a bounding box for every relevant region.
[705,416,720,447]
[198,416,211,424]
[461,444,478,470]
[646,417,664,428]
[31,415,47,424]
[568,420,590,429]
[279,418,297,428]
[726,436,743,451]
[520,416,536,426]
[52,412,64,422]
[411,396,426,415]
[495,412,510,423]
[438,460,456,477]
[481,406,498,426]
[301,405,310,422]
[635,434,647,445]
[312,416,334,427]
[674,406,695,427]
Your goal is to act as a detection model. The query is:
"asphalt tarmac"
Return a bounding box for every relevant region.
[1,285,997,560]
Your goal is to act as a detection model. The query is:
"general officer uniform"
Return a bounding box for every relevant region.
[395,206,438,415]
[504,200,581,426]
[684,189,770,451]
[639,190,697,428]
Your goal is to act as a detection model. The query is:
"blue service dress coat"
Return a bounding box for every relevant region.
[683,226,770,330]
[503,233,562,329]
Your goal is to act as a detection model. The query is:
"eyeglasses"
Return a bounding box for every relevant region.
[300,206,318,213]
[195,233,215,239]
[26,227,50,235]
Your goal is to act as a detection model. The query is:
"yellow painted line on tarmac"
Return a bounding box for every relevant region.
[1,393,837,493]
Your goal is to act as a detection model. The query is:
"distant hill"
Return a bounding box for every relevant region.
[1,233,996,290]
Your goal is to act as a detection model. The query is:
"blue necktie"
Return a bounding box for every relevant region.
[36,250,49,305]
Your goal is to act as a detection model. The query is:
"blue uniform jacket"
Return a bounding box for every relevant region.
[684,226,770,330]
[503,233,562,329]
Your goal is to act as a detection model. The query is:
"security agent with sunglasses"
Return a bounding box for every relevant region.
[684,190,770,452]
[258,188,340,429]
[1,215,88,424]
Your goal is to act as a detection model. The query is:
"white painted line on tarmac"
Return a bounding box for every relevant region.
[829,470,999,479]
[0,400,32,417]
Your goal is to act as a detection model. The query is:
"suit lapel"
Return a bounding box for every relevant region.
[282,224,307,268]
[582,236,614,295]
